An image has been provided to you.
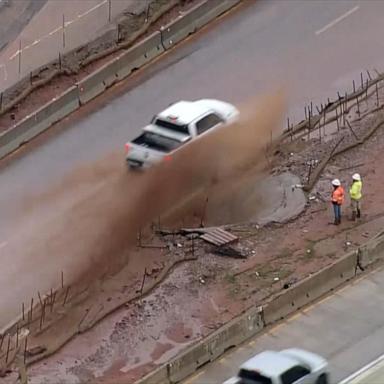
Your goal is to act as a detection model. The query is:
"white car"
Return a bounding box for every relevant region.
[125,99,239,168]
[223,349,329,384]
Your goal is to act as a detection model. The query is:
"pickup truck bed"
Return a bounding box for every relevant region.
[132,132,182,153]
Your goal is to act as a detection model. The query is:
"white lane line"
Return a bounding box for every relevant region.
[7,0,107,61]
[78,0,107,19]
[315,5,359,35]
[338,352,384,384]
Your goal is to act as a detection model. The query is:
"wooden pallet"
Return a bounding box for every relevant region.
[200,228,238,247]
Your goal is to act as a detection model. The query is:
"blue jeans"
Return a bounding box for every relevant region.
[333,203,341,221]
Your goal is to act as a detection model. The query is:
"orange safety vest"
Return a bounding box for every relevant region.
[332,186,344,205]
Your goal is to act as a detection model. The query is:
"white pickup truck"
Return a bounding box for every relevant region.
[125,99,239,168]
[223,349,329,384]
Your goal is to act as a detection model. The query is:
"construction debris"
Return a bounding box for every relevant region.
[200,228,238,247]
[212,245,245,259]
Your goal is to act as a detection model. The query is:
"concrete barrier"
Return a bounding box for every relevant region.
[263,250,358,325]
[193,0,241,30]
[135,365,170,384]
[77,56,120,105]
[358,230,384,269]
[116,32,164,81]
[31,86,80,135]
[78,32,164,105]
[167,342,211,383]
[166,307,263,383]
[0,115,36,159]
[0,86,79,160]
[160,0,241,50]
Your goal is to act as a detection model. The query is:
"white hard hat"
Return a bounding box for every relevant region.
[332,178,341,186]
[352,173,361,181]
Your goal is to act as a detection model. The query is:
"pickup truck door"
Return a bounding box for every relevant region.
[194,113,224,136]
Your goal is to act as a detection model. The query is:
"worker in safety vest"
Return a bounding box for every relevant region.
[331,179,344,225]
[349,173,362,221]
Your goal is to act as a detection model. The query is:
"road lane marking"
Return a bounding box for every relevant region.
[338,352,384,384]
[315,6,359,35]
[78,0,107,19]
[7,0,107,61]
[286,312,301,322]
[0,241,7,249]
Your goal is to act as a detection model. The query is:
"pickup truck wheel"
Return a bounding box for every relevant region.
[316,374,328,384]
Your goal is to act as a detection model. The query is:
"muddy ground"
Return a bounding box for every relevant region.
[1,83,384,384]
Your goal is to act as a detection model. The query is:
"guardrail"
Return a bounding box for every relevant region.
[0,86,80,159]
[135,231,384,384]
[0,0,241,161]
[77,31,164,105]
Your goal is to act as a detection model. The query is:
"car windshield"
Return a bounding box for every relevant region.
[132,132,183,153]
[154,118,190,134]
[238,369,272,384]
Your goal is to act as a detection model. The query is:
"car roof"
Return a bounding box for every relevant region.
[157,100,212,125]
[240,351,299,377]
[280,348,326,369]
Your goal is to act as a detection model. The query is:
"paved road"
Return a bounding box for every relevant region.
[3,0,384,206]
[0,0,46,52]
[345,354,384,384]
[0,0,384,330]
[183,266,384,384]
[0,0,148,91]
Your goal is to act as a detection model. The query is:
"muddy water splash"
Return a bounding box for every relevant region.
[0,93,284,328]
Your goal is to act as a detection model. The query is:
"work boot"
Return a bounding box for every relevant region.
[351,211,356,221]
[357,209,361,218]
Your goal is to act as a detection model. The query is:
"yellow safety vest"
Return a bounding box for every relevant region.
[349,180,362,200]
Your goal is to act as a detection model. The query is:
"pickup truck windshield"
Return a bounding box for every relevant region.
[238,369,272,384]
[132,132,182,153]
[154,118,190,134]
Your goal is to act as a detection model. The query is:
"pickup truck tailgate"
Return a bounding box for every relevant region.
[126,130,186,167]
[126,143,165,167]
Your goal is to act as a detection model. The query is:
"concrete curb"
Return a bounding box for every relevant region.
[135,231,384,384]
[0,0,241,161]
